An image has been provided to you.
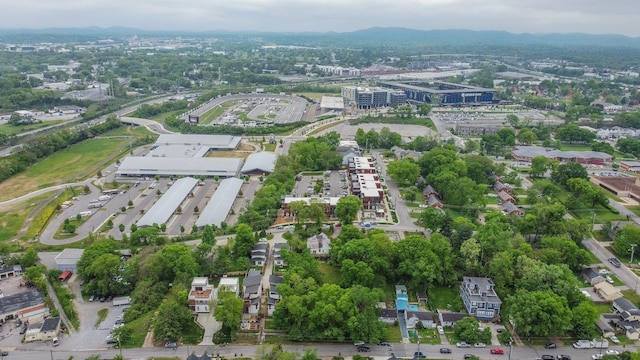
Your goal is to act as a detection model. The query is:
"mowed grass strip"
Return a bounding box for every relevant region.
[0,138,129,202]
[199,100,243,124]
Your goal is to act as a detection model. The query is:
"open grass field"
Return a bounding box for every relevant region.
[427,286,464,312]
[570,207,626,223]
[319,262,341,285]
[123,311,154,348]
[0,192,52,242]
[206,151,251,159]
[0,120,66,136]
[0,138,131,202]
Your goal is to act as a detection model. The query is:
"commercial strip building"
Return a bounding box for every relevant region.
[341,86,407,109]
[116,157,244,178]
[137,177,199,227]
[378,81,497,106]
[0,291,48,322]
[511,145,612,165]
[195,177,244,228]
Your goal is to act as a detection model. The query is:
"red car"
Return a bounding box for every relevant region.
[490,348,505,355]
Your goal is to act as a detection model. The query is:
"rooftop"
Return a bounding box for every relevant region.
[54,248,84,263]
[195,177,244,228]
[41,317,60,332]
[137,177,199,227]
[241,152,277,174]
[116,157,243,177]
[155,134,241,150]
[0,290,45,314]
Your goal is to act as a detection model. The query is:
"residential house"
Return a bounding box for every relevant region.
[596,319,615,338]
[218,277,240,296]
[378,309,398,325]
[342,151,360,166]
[612,297,640,320]
[243,269,262,314]
[493,181,512,195]
[437,311,468,327]
[307,233,331,257]
[251,242,268,267]
[503,202,524,217]
[497,191,515,204]
[273,243,290,267]
[594,282,623,301]
[267,275,284,316]
[427,195,443,209]
[582,268,605,286]
[406,311,435,329]
[24,317,60,343]
[460,277,502,321]
[423,185,438,198]
[0,291,48,322]
[188,277,215,313]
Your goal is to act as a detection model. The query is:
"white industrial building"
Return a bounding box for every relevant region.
[240,152,277,175]
[54,248,84,272]
[137,177,199,227]
[195,177,244,228]
[154,134,241,151]
[116,157,244,178]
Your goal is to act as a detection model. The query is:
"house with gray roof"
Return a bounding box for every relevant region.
[438,311,468,327]
[407,310,435,329]
[251,242,268,267]
[273,243,290,267]
[267,275,284,316]
[307,233,331,257]
[243,270,262,315]
[460,277,502,321]
[582,268,605,285]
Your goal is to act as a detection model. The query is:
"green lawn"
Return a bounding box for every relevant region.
[627,206,640,217]
[0,192,51,242]
[427,286,464,312]
[569,207,625,223]
[409,328,441,344]
[264,143,277,152]
[122,311,154,348]
[0,120,66,136]
[349,116,436,130]
[319,262,341,284]
[559,144,593,151]
[385,325,403,343]
[0,137,131,202]
[622,290,640,305]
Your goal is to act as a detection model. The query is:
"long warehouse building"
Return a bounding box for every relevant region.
[378,81,497,105]
[116,157,244,178]
[195,177,244,228]
[137,177,199,227]
[154,134,241,151]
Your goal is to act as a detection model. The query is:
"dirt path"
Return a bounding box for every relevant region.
[11,189,63,241]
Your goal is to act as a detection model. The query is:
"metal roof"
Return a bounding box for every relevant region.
[320,96,345,110]
[195,177,244,228]
[155,134,241,150]
[241,152,277,174]
[54,248,84,265]
[137,177,199,227]
[116,157,243,177]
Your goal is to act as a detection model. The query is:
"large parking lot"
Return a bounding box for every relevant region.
[292,171,349,198]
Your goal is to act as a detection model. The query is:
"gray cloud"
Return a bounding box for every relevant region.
[2,0,639,36]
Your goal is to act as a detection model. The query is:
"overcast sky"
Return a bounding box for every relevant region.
[3,0,640,37]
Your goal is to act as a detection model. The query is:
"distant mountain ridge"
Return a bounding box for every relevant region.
[1,26,640,48]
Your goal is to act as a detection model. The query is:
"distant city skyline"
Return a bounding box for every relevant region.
[2,0,640,37]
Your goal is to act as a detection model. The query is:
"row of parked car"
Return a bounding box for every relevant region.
[106,308,127,344]
[89,295,113,302]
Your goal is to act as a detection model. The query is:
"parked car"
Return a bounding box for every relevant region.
[545,343,557,349]
[0,351,7,356]
[89,295,95,302]
[379,341,391,346]
[413,351,426,359]
[605,350,619,355]
[354,341,365,346]
[491,348,505,355]
[165,342,177,348]
[609,336,620,344]
[357,346,371,353]
[598,269,610,275]
[464,355,474,359]
[474,343,486,348]
[19,326,27,334]
[592,354,603,360]
[557,356,571,360]
[437,325,445,335]
[456,342,471,348]
[542,356,555,360]
[605,275,614,284]
[439,348,452,354]
[52,337,60,347]
[496,327,505,333]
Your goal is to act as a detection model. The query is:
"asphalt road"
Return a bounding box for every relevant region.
[2,342,631,360]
